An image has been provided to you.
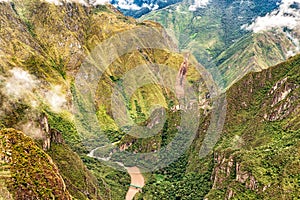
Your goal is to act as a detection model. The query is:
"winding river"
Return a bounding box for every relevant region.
[87,147,145,200]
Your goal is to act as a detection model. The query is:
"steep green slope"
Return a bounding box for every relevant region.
[206,54,300,199]
[215,30,294,89]
[142,0,298,89]
[1,1,299,199]
[0,128,71,199]
[0,1,210,199]
[142,0,281,60]
[45,111,130,199]
[134,54,299,200]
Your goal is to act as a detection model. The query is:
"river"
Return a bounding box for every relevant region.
[88,147,145,200]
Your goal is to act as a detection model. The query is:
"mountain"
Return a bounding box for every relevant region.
[206,53,300,199]
[0,0,299,199]
[0,0,150,199]
[109,0,183,18]
[142,0,300,89]
[138,52,300,200]
[0,128,71,199]
[0,0,207,199]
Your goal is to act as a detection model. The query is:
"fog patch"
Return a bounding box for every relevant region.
[1,68,67,112]
[4,68,38,100]
[45,85,67,112]
[189,0,210,11]
[19,121,45,140]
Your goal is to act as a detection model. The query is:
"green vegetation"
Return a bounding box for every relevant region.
[142,0,297,89]
[0,0,299,199]
[0,129,71,199]
[45,110,131,200]
[139,154,213,200]
[206,55,300,198]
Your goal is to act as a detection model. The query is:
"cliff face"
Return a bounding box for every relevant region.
[206,55,300,199]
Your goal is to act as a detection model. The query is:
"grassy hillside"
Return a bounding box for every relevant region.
[0,1,299,199]
[0,128,71,199]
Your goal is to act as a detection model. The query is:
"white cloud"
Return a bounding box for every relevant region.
[4,68,38,99]
[45,85,67,112]
[245,0,300,33]
[189,0,210,11]
[116,0,141,10]
[2,68,67,112]
[139,2,160,11]
[92,0,110,5]
[94,0,143,10]
[44,0,64,5]
[20,121,45,140]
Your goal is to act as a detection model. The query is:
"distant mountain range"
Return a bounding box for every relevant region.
[110,0,281,18]
[109,0,183,17]
[142,0,300,89]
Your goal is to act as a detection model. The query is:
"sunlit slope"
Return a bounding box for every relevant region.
[0,1,210,199]
[142,0,299,89]
[0,128,71,199]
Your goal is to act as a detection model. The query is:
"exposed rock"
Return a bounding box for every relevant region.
[264,77,299,121]
[211,152,235,189]
[227,189,234,200]
[40,114,64,150]
[236,163,258,190]
[211,152,260,199]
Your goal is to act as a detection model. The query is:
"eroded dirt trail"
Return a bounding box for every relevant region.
[125,167,145,200]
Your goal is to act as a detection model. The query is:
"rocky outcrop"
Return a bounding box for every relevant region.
[211,151,263,199]
[208,55,300,199]
[0,132,13,200]
[211,152,235,189]
[40,114,64,151]
[235,163,258,191]
[264,77,299,121]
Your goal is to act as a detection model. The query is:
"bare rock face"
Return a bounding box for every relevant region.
[208,55,300,199]
[211,151,262,199]
[235,163,258,191]
[264,77,299,121]
[40,114,64,150]
[50,128,64,144]
[211,151,235,189]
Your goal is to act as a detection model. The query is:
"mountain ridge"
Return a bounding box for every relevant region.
[0,0,299,199]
